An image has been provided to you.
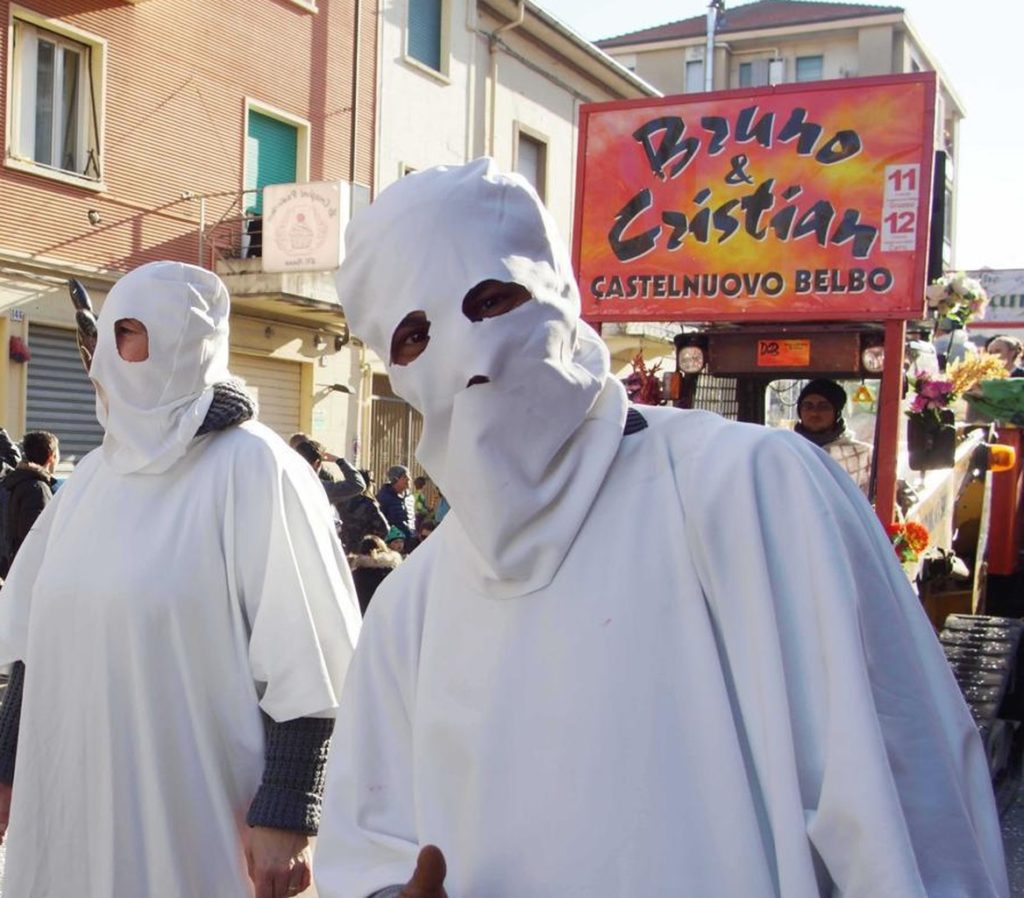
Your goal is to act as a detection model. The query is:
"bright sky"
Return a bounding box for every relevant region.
[538,0,1022,272]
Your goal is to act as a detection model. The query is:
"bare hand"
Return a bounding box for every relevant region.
[399,845,448,898]
[244,826,312,898]
[0,782,10,844]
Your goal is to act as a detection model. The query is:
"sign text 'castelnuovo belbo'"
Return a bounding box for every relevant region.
[572,74,937,322]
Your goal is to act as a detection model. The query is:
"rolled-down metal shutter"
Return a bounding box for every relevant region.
[229,352,302,440]
[26,325,104,462]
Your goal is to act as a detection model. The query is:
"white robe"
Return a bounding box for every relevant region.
[315,407,1008,898]
[0,421,362,897]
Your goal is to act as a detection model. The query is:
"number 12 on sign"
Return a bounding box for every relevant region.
[881,164,920,251]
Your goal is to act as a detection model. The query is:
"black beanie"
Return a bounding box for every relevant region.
[798,379,847,415]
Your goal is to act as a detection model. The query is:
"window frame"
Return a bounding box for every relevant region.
[684,59,704,93]
[243,99,311,191]
[404,0,450,82]
[795,54,824,83]
[6,6,107,190]
[512,123,548,204]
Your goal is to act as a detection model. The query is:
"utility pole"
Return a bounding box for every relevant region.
[704,0,725,92]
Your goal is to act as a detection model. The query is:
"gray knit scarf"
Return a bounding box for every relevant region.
[196,380,257,435]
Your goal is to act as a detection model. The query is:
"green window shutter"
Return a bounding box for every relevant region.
[408,0,442,71]
[245,111,298,214]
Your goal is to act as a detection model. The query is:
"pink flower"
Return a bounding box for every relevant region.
[920,378,954,401]
[909,394,930,414]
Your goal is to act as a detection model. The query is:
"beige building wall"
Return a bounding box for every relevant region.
[857,24,895,76]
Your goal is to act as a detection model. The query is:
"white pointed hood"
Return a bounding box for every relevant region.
[89,261,232,475]
[336,158,627,596]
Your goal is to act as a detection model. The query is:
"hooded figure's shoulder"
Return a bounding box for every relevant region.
[201,420,317,484]
[624,404,794,458]
[619,404,831,498]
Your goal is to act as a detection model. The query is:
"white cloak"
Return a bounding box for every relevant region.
[0,421,362,897]
[315,407,1008,898]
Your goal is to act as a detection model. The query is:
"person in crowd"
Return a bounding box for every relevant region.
[794,378,874,496]
[348,534,403,616]
[383,526,406,556]
[0,261,362,898]
[412,475,432,528]
[985,335,1024,377]
[0,428,20,472]
[416,519,436,544]
[0,431,59,577]
[313,159,1008,898]
[377,464,416,549]
[338,469,389,554]
[433,492,450,524]
[290,432,367,504]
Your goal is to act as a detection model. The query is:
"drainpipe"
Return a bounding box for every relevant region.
[487,0,526,156]
[351,0,363,186]
[704,0,725,92]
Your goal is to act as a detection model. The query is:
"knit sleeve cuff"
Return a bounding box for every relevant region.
[246,715,334,835]
[0,661,24,785]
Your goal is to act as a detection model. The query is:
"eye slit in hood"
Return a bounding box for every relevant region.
[461,280,532,323]
[114,318,150,362]
[390,311,431,366]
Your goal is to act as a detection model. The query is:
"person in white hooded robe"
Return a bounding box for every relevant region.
[0,261,362,898]
[313,159,1009,898]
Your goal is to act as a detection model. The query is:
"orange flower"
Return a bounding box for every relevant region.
[903,522,930,553]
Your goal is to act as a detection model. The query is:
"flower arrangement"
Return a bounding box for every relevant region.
[907,354,1008,425]
[925,272,989,327]
[885,521,930,566]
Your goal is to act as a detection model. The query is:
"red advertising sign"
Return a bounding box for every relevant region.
[573,74,936,323]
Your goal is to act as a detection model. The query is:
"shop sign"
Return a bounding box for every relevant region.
[262,181,349,273]
[574,74,936,322]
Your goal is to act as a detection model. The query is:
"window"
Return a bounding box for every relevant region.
[685,60,704,93]
[515,130,547,202]
[408,0,444,72]
[241,102,310,259]
[738,60,771,88]
[8,14,105,183]
[795,55,824,82]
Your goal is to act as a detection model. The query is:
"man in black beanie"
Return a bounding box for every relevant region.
[795,378,873,495]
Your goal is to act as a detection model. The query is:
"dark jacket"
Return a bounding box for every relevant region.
[348,548,402,615]
[1,462,56,575]
[321,458,367,508]
[0,429,20,470]
[340,494,389,554]
[377,482,415,541]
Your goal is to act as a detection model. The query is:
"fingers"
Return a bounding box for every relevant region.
[249,851,311,898]
[403,844,447,896]
[286,863,310,897]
